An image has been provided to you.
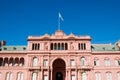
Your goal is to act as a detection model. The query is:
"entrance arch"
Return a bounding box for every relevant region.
[52,58,66,80]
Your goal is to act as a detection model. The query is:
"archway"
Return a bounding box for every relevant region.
[52,58,66,80]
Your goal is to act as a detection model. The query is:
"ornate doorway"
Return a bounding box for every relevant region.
[52,58,66,80]
[56,72,63,80]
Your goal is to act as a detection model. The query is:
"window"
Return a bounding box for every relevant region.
[82,72,87,80]
[50,43,53,50]
[0,73,1,79]
[115,59,120,66]
[32,44,35,50]
[84,43,86,50]
[71,75,75,80]
[19,58,24,66]
[104,59,110,66]
[65,43,68,50]
[9,58,14,66]
[61,43,64,50]
[15,58,19,66]
[4,47,7,50]
[43,59,48,67]
[58,43,61,50]
[70,59,75,67]
[81,57,86,66]
[81,43,84,50]
[78,43,80,50]
[33,57,38,67]
[0,58,3,66]
[13,47,16,50]
[37,44,40,50]
[117,72,120,80]
[95,72,101,80]
[6,72,12,80]
[50,43,68,50]
[4,58,8,66]
[23,47,26,50]
[94,59,99,66]
[32,43,40,50]
[106,72,112,80]
[32,72,37,80]
[17,72,23,80]
[78,43,86,50]
[44,75,48,80]
[54,43,57,50]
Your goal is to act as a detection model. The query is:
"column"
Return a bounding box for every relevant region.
[40,70,43,80]
[51,69,52,80]
[28,71,31,80]
[37,71,40,80]
[48,69,49,80]
[68,70,71,80]
[76,69,78,80]
[87,71,89,80]
[66,70,68,80]
[78,70,80,80]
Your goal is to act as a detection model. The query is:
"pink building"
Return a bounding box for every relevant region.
[0,30,120,80]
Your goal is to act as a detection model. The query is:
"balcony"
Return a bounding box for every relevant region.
[29,66,40,70]
[77,65,93,70]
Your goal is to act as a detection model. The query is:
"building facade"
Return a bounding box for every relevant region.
[0,30,120,80]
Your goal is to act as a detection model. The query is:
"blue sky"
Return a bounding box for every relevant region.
[0,0,120,45]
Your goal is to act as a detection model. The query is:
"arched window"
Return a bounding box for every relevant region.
[82,72,87,80]
[61,43,64,50]
[32,72,37,80]
[81,57,86,66]
[50,43,53,50]
[81,43,84,50]
[19,58,24,66]
[117,72,120,80]
[43,75,48,80]
[0,72,1,79]
[17,72,23,80]
[78,43,81,50]
[0,58,3,66]
[32,44,35,50]
[65,43,68,50]
[94,58,99,66]
[71,75,75,80]
[95,72,101,80]
[84,43,86,50]
[58,43,60,50]
[43,59,48,67]
[35,44,37,50]
[70,59,75,67]
[4,58,8,66]
[106,72,112,80]
[104,58,110,66]
[37,44,40,50]
[15,58,19,66]
[6,72,12,80]
[9,58,14,66]
[54,43,57,50]
[115,58,120,66]
[33,57,38,67]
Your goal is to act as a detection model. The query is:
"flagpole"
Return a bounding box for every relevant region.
[58,13,60,30]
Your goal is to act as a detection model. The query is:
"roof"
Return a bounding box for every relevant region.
[91,44,119,51]
[28,30,91,40]
[0,46,27,51]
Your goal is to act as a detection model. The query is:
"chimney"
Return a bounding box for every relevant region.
[0,40,6,47]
